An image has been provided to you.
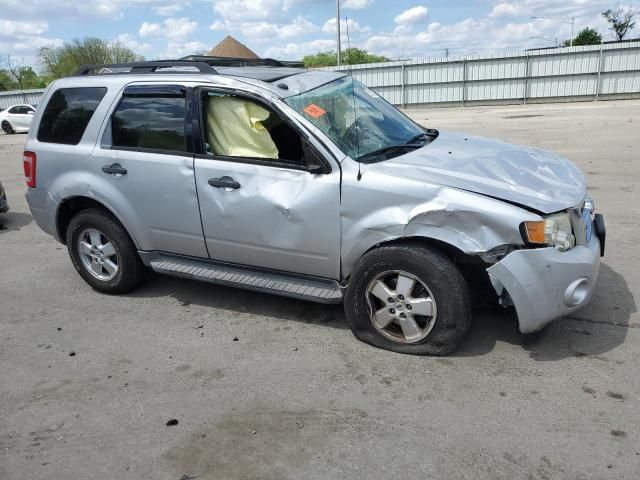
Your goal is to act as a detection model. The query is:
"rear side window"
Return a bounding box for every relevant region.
[111,92,187,153]
[38,87,107,145]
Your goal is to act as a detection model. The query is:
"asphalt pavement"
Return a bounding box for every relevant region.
[0,99,638,479]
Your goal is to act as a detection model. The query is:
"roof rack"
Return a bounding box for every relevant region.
[180,55,304,68]
[73,60,217,76]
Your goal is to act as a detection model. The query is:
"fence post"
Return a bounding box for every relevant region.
[401,62,406,108]
[595,43,604,101]
[462,59,467,107]
[523,52,530,105]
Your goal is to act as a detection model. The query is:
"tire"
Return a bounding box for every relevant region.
[344,243,471,356]
[66,208,145,294]
[1,121,15,135]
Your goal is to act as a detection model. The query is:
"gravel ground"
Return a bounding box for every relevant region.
[0,99,638,480]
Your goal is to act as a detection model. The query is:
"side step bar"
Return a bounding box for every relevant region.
[139,252,343,304]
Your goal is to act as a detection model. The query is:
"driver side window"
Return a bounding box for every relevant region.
[202,92,305,167]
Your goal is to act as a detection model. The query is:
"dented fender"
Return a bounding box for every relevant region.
[339,159,541,279]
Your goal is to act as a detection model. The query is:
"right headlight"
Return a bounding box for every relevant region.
[522,212,576,251]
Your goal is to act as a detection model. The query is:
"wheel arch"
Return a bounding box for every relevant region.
[56,196,140,248]
[344,235,497,306]
[364,236,467,262]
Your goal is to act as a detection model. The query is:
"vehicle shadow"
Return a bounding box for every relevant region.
[128,272,349,330]
[0,211,33,234]
[455,263,635,360]
[128,263,633,360]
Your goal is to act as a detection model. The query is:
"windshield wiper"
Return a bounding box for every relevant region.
[405,132,429,144]
[357,144,422,163]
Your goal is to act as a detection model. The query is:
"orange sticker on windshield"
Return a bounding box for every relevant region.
[303,103,326,119]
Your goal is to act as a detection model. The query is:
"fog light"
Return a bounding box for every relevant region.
[563,278,590,307]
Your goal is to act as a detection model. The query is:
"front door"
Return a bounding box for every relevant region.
[193,90,341,279]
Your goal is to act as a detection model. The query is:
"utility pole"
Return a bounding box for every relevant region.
[336,0,341,66]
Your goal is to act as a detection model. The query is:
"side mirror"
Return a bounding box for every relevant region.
[302,138,330,175]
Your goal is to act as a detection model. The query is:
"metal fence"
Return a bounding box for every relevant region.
[323,41,640,107]
[3,42,639,109]
[0,89,46,109]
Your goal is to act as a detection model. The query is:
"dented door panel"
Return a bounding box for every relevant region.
[194,158,341,279]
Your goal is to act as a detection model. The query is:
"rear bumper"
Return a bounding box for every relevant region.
[0,187,8,213]
[25,187,60,240]
[487,218,603,334]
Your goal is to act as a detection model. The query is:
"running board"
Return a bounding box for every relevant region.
[139,252,343,304]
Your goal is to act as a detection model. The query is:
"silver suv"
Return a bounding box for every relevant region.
[24,58,605,355]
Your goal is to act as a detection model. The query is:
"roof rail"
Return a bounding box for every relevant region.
[73,60,217,76]
[180,55,304,68]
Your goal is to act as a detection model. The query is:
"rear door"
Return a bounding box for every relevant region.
[92,84,207,258]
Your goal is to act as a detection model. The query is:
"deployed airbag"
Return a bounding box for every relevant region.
[207,95,279,159]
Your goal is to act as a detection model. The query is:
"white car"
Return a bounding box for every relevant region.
[0,104,36,134]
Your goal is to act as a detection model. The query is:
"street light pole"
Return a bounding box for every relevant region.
[531,16,576,46]
[570,17,575,47]
[336,0,341,66]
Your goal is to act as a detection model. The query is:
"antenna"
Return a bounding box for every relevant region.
[345,16,362,181]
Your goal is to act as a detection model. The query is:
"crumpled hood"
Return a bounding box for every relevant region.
[367,131,586,214]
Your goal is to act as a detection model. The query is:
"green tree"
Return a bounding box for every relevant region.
[603,6,638,41]
[39,37,143,79]
[14,66,47,89]
[1,56,48,90]
[563,27,602,46]
[303,48,389,68]
[0,70,18,91]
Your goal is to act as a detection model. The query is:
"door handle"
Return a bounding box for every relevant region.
[208,176,241,190]
[102,163,127,175]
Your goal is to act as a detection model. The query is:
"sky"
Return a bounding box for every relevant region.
[1,0,639,68]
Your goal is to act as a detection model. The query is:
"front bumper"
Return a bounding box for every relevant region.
[487,217,603,334]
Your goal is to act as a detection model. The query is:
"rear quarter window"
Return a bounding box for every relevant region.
[38,87,107,145]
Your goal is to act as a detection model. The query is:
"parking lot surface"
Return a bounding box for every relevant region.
[1,100,638,480]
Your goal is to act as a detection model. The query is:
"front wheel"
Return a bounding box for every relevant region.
[66,208,145,294]
[344,243,471,355]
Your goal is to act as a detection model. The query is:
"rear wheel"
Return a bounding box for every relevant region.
[1,121,14,135]
[66,208,145,294]
[345,243,471,355]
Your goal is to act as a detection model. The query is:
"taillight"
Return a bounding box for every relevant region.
[23,151,36,188]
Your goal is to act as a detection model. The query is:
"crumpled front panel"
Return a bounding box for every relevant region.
[366,131,586,214]
[340,160,542,278]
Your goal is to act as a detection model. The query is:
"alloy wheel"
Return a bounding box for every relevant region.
[366,270,438,344]
[77,228,119,281]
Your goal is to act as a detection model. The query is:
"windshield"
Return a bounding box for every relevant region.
[285,77,426,160]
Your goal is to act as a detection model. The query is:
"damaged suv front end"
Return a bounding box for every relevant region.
[286,76,605,336]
